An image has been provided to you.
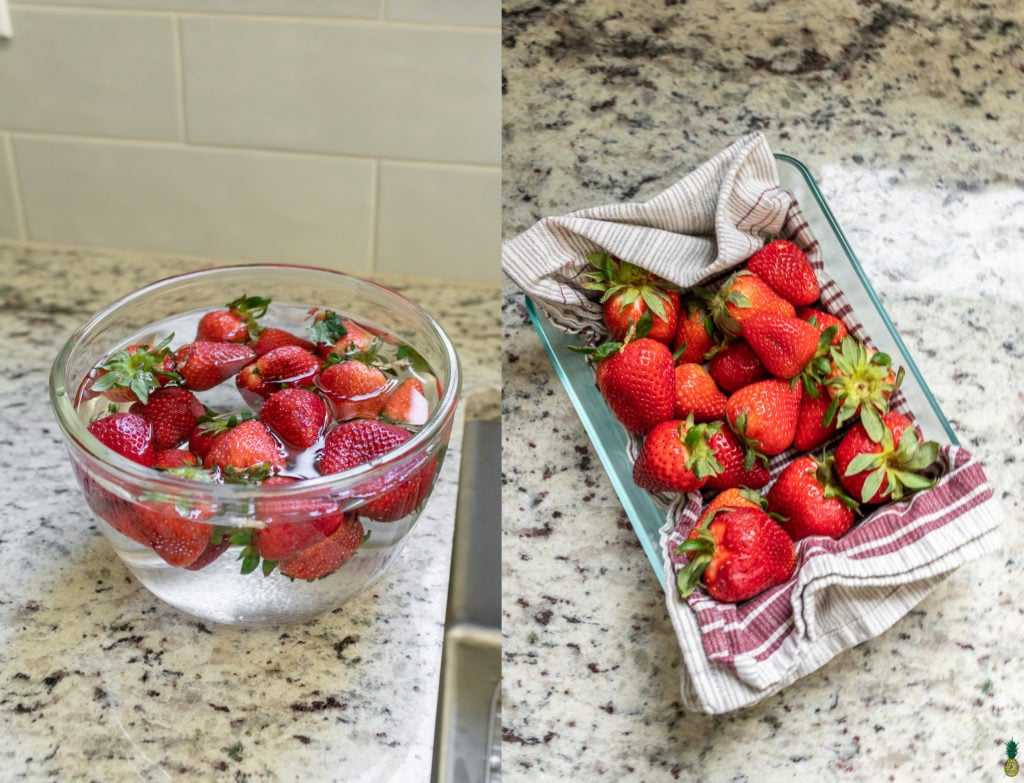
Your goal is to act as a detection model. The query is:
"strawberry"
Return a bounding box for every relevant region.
[792,383,841,452]
[134,501,216,567]
[251,326,316,357]
[582,252,679,344]
[825,335,903,434]
[742,311,821,380]
[259,387,329,449]
[698,422,770,491]
[87,335,178,404]
[706,340,768,393]
[236,345,322,403]
[319,419,434,522]
[152,448,200,469]
[316,360,393,421]
[766,454,859,541]
[195,295,270,343]
[745,239,820,306]
[833,410,939,504]
[174,341,256,391]
[381,378,430,426]
[700,269,795,337]
[254,507,346,563]
[187,409,254,462]
[724,378,802,457]
[694,487,767,529]
[797,307,848,346]
[183,538,231,571]
[278,514,365,580]
[632,418,717,494]
[79,471,150,545]
[254,475,341,526]
[675,505,796,602]
[128,386,205,450]
[308,309,378,359]
[671,298,716,363]
[578,336,675,435]
[673,363,727,422]
[87,412,156,467]
[203,418,285,477]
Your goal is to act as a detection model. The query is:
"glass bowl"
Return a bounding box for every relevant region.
[49,264,461,626]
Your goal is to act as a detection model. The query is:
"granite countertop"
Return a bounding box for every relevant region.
[502,2,1023,781]
[0,242,499,782]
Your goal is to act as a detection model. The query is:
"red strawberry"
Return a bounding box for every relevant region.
[254,499,346,562]
[236,345,322,403]
[833,411,939,504]
[308,309,378,359]
[259,387,329,449]
[582,252,679,344]
[254,475,341,527]
[584,337,675,435]
[86,336,178,404]
[203,419,285,476]
[129,386,204,450]
[796,307,848,346]
[767,455,858,541]
[792,383,841,452]
[742,311,821,380]
[134,501,215,567]
[745,239,820,306]
[673,363,727,422]
[152,448,201,469]
[319,419,434,522]
[675,505,796,602]
[381,377,430,426]
[183,538,231,571]
[694,487,767,529]
[174,341,256,391]
[632,418,717,494]
[725,378,802,457]
[87,412,156,467]
[825,335,902,432]
[671,298,716,363]
[701,269,796,337]
[278,514,365,580]
[706,340,769,393]
[251,326,316,357]
[316,360,393,421]
[699,422,770,491]
[79,471,150,545]
[196,295,270,343]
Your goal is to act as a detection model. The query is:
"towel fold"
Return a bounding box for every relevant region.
[502,132,1005,714]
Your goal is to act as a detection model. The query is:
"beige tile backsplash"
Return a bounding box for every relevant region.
[0,3,499,283]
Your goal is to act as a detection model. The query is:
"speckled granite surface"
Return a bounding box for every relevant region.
[0,242,499,782]
[502,1,1023,780]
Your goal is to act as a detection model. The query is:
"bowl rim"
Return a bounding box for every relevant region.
[48,262,462,504]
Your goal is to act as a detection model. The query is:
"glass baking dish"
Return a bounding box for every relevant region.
[525,153,959,588]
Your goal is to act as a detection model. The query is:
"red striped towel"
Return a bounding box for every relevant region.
[502,132,1004,714]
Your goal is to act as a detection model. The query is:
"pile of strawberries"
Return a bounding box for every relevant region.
[575,242,940,603]
[79,294,437,580]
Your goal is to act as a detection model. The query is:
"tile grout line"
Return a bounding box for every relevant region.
[368,158,380,273]
[2,132,29,241]
[171,12,188,143]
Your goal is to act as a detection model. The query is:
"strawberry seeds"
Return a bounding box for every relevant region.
[79,295,442,581]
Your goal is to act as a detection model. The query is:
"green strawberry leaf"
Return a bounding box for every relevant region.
[860,466,888,503]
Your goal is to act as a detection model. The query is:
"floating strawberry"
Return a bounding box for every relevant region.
[259,387,329,450]
[582,252,679,344]
[675,505,796,602]
[700,269,795,337]
[308,309,378,359]
[833,410,939,504]
[236,345,323,403]
[766,454,859,541]
[88,336,178,404]
[742,311,822,380]
[632,418,718,494]
[797,307,848,346]
[250,326,316,357]
[316,359,393,421]
[706,340,768,393]
[671,298,716,363]
[278,514,365,580]
[196,295,270,343]
[698,422,770,491]
[574,335,675,435]
[203,418,285,477]
[174,341,256,391]
[152,448,201,469]
[745,239,820,306]
[87,412,156,467]
[724,378,802,458]
[129,386,205,450]
[381,377,430,426]
[673,363,727,422]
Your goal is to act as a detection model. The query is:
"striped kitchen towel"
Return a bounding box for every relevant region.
[503,132,1005,714]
